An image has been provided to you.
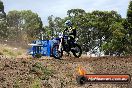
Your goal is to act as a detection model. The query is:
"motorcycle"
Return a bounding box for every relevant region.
[52,31,82,59]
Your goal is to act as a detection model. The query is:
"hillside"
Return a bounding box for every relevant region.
[0,54,132,88]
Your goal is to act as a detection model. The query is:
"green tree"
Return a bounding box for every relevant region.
[127,1,132,26]
[7,10,42,42]
[0,20,8,39]
[46,15,63,39]
[47,15,55,37]
[7,10,21,40]
[0,0,7,39]
[67,9,85,17]
[102,22,127,55]
[0,0,6,18]
[127,0,132,37]
[90,11,122,54]
[126,0,132,54]
[21,10,43,41]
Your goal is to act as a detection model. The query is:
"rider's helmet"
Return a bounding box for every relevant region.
[65,20,72,27]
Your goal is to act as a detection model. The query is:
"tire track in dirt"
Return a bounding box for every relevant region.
[0,55,132,88]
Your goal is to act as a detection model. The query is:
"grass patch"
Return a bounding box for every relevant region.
[13,79,20,88]
[30,78,41,88]
[8,51,16,56]
[30,62,54,80]
[0,44,25,57]
[17,52,22,55]
[3,49,8,52]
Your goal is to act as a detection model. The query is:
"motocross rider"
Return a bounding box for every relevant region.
[64,20,76,42]
[64,20,76,46]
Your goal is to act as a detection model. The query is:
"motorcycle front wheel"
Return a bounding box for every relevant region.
[52,45,62,59]
[72,44,82,58]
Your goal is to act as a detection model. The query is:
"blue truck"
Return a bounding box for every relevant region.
[28,39,58,58]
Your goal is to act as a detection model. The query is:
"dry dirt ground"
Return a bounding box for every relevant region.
[0,55,132,88]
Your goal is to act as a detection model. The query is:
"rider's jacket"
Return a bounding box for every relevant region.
[64,26,76,39]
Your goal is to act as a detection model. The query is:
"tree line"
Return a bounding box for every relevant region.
[0,1,132,55]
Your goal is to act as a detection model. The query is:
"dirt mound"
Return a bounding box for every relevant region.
[0,56,132,88]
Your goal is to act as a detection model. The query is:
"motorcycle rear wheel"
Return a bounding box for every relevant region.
[72,44,82,58]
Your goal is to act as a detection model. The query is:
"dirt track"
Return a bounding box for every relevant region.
[0,55,132,88]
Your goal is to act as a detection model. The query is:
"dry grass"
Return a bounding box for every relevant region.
[0,44,26,57]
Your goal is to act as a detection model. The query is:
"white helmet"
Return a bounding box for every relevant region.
[65,20,72,27]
